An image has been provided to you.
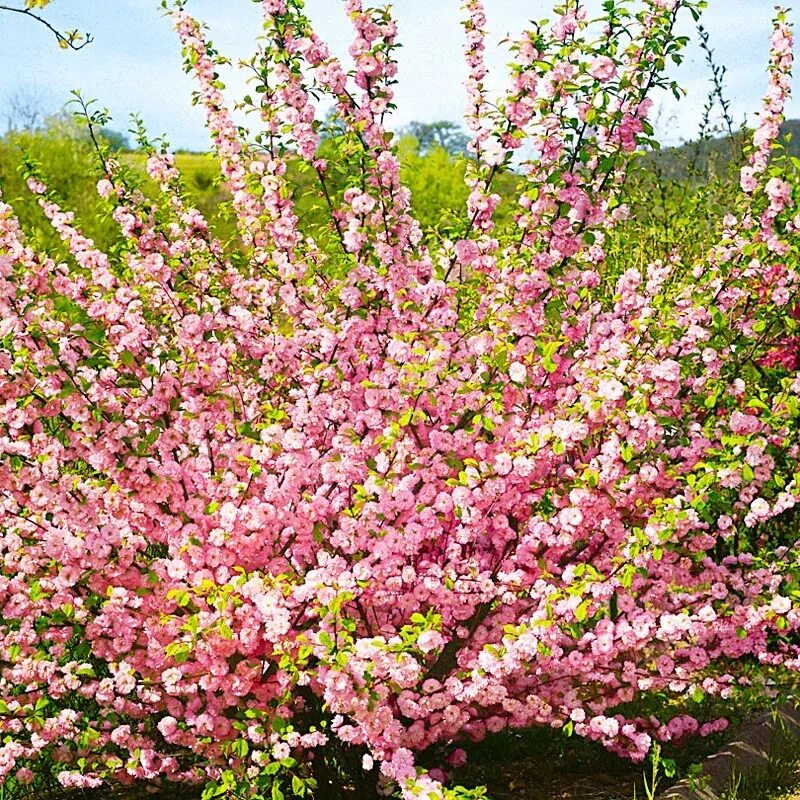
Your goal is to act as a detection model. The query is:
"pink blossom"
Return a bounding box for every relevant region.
[589,56,617,82]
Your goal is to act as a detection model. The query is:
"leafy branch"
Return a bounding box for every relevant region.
[0,0,92,50]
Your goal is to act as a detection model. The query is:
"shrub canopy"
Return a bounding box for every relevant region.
[0,2,800,798]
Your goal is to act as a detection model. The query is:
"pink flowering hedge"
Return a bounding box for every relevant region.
[2,1,800,798]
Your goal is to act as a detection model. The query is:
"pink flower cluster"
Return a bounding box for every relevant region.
[0,2,799,799]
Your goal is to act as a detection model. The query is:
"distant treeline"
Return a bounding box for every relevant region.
[645,119,800,181]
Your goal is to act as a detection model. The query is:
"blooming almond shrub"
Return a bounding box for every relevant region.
[1,1,800,798]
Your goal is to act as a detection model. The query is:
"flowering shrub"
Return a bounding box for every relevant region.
[1,1,800,798]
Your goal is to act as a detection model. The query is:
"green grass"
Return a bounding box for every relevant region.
[123,151,221,192]
[718,711,800,800]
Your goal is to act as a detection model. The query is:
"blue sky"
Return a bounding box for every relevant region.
[0,0,794,151]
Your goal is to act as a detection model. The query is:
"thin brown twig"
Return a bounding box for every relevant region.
[0,3,92,50]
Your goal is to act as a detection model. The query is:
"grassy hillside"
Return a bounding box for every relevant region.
[646,119,800,182]
[2,114,794,279]
[1,122,520,251]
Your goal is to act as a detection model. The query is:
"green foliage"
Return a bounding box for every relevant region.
[397,135,470,229]
[124,149,237,238]
[98,127,131,152]
[400,120,470,156]
[6,108,800,300]
[604,125,749,287]
[0,113,519,266]
[0,113,116,251]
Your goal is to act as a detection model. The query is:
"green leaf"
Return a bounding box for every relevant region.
[574,599,591,622]
[231,739,248,759]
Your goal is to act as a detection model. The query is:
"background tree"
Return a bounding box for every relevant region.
[4,87,45,133]
[98,126,131,152]
[400,119,470,155]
